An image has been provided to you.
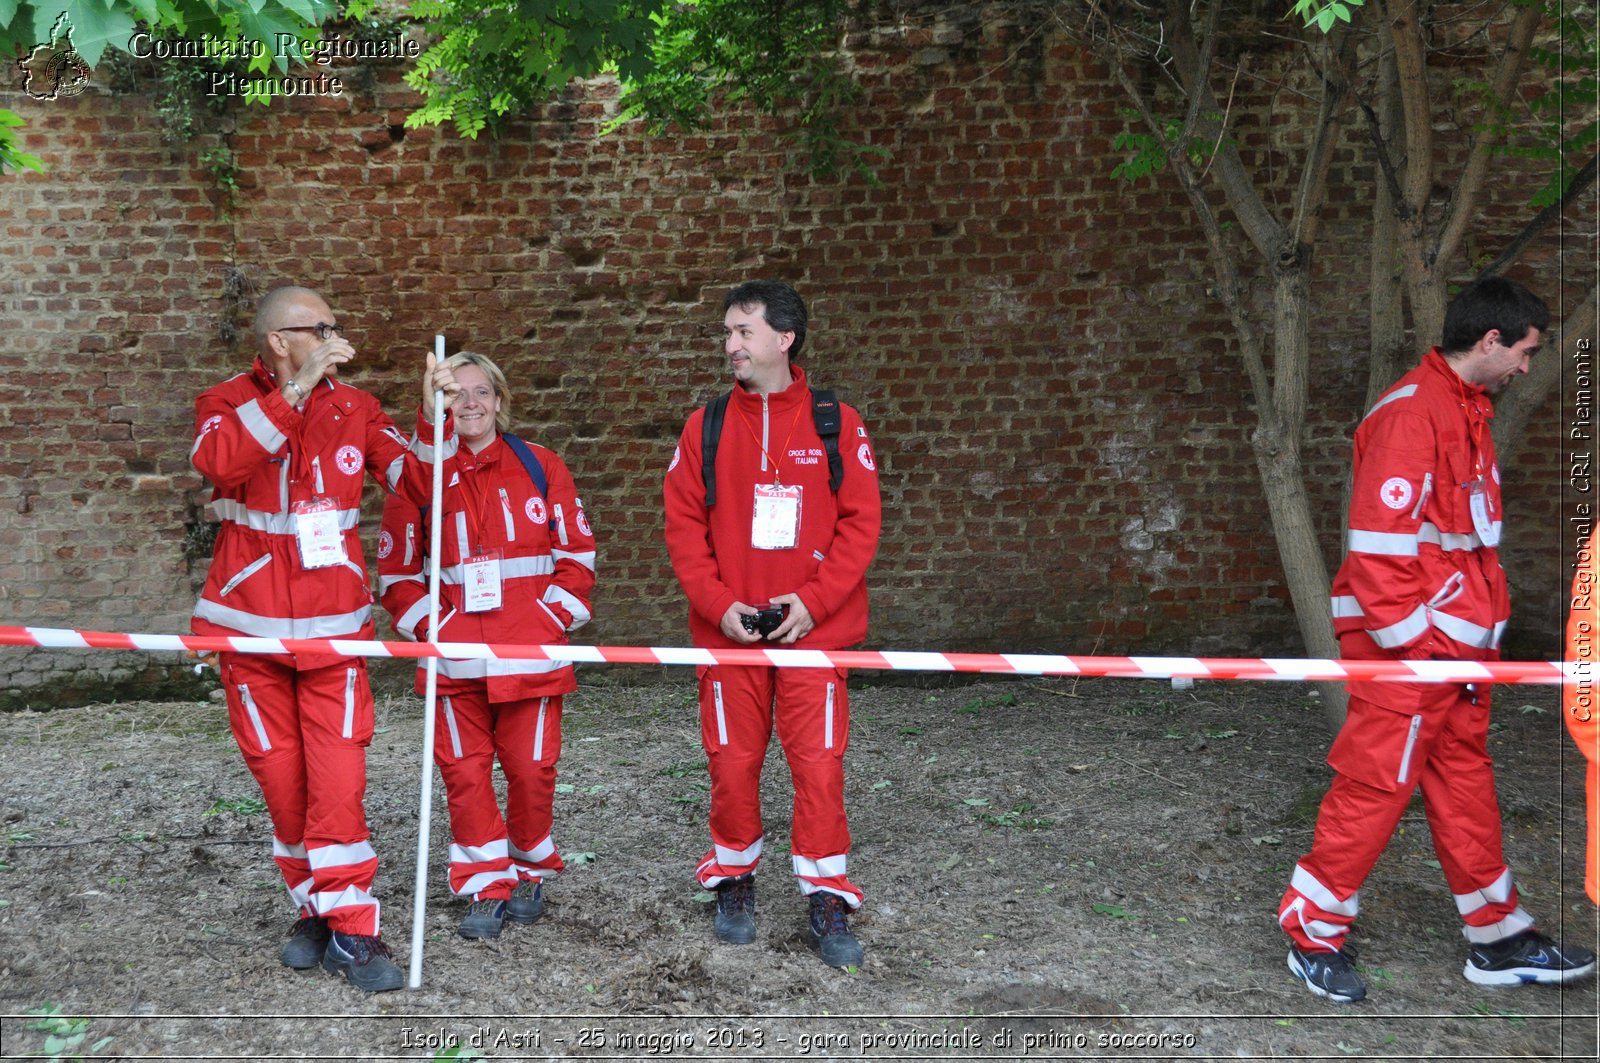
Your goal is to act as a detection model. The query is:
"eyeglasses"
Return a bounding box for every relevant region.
[275,323,344,341]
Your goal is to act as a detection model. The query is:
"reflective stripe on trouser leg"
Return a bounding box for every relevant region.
[433,688,517,901]
[696,665,775,888]
[775,667,862,907]
[499,695,565,880]
[1413,683,1532,943]
[299,658,381,934]
[223,653,314,914]
[1277,771,1412,952]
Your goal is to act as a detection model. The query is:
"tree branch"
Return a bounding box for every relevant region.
[1435,2,1542,268]
[1481,152,1600,278]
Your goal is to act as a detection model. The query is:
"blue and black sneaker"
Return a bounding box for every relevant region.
[1287,945,1367,1003]
[1464,930,1596,987]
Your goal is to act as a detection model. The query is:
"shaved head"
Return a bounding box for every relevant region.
[254,286,324,351]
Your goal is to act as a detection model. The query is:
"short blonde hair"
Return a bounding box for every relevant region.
[447,351,512,434]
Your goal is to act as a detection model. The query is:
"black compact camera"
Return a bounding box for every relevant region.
[740,604,786,637]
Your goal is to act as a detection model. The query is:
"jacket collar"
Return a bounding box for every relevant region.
[730,363,809,411]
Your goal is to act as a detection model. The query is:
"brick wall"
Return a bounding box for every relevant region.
[0,16,1588,706]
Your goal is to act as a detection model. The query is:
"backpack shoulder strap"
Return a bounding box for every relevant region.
[701,392,732,508]
[810,388,843,492]
[500,432,549,498]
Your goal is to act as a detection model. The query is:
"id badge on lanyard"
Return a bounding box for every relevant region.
[463,550,504,612]
[293,497,347,569]
[752,483,802,550]
[1468,478,1500,547]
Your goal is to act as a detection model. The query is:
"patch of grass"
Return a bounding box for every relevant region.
[202,796,266,817]
[957,693,1017,715]
[978,803,1056,830]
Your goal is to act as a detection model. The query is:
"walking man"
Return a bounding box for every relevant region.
[1278,276,1595,1001]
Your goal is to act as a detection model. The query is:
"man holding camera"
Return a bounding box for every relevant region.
[664,280,882,969]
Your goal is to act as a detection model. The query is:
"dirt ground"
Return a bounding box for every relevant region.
[0,670,1596,1062]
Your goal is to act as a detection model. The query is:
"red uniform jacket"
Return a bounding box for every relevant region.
[377,435,596,701]
[190,358,452,666]
[1331,348,1510,674]
[663,366,881,650]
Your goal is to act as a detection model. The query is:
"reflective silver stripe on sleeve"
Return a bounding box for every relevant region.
[552,549,597,572]
[1361,384,1418,423]
[1417,523,1483,552]
[378,572,425,594]
[411,435,459,465]
[1330,595,1363,619]
[1347,529,1419,557]
[236,398,287,454]
[395,596,430,639]
[1367,604,1430,649]
[1431,609,1498,650]
[543,585,591,629]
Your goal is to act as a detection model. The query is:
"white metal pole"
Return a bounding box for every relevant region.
[408,335,448,990]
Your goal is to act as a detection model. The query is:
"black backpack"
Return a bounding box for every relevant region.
[701,388,842,507]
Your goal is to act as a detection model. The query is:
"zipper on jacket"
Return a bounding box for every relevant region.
[1410,472,1434,520]
[500,487,516,542]
[553,503,569,546]
[404,522,416,567]
[762,394,771,474]
[220,553,272,597]
[311,455,324,494]
[1397,714,1423,784]
[342,667,357,739]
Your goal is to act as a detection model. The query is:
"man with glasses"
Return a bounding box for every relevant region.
[190,285,459,992]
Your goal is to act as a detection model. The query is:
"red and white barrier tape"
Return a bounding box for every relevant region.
[0,625,1577,684]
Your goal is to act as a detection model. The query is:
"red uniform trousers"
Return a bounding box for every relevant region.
[695,665,861,907]
[435,690,565,900]
[222,653,382,935]
[1279,642,1530,951]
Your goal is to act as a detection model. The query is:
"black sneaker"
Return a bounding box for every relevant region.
[459,898,507,940]
[1464,930,1598,987]
[321,931,403,992]
[279,915,331,970]
[714,875,757,944]
[506,880,544,925]
[807,893,864,969]
[1287,945,1367,1003]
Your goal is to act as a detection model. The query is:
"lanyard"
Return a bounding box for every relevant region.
[454,447,506,554]
[738,404,804,487]
[1450,371,1488,480]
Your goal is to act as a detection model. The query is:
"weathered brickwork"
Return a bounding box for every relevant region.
[0,18,1586,706]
